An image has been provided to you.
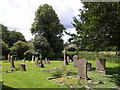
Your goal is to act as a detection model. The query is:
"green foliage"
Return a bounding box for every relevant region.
[33,35,54,59]
[66,47,77,52]
[10,41,30,59]
[1,24,26,47]
[8,31,26,47]
[66,51,77,59]
[71,2,120,52]
[30,4,65,59]
[0,40,9,59]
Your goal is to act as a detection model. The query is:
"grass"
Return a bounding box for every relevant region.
[1,59,120,89]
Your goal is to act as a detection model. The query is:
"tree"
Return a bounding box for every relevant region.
[0,39,9,59]
[8,31,26,47]
[33,35,53,59]
[10,41,30,59]
[0,24,10,44]
[30,4,65,58]
[0,24,26,47]
[72,2,120,52]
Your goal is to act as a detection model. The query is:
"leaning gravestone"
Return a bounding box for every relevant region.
[34,57,38,66]
[78,59,88,79]
[11,56,15,68]
[8,54,11,62]
[96,58,106,74]
[87,63,92,70]
[73,55,79,67]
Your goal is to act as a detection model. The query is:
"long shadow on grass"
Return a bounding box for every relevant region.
[2,83,18,90]
[106,66,120,87]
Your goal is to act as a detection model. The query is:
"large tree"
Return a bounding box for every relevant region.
[30,4,65,58]
[71,2,120,52]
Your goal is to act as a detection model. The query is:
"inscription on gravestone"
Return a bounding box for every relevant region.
[96,58,106,74]
[78,59,88,79]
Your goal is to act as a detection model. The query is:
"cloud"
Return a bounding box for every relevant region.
[0,0,83,41]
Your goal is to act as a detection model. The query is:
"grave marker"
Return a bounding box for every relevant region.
[8,54,11,62]
[73,55,79,67]
[63,49,68,65]
[87,63,92,70]
[96,58,106,74]
[78,59,88,79]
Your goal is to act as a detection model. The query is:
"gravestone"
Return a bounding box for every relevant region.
[34,57,38,66]
[73,55,79,67]
[67,56,70,63]
[47,60,50,64]
[8,54,11,62]
[78,59,88,79]
[39,54,45,68]
[96,58,106,74]
[63,49,69,65]
[20,64,26,71]
[11,56,15,68]
[32,55,34,62]
[87,63,92,70]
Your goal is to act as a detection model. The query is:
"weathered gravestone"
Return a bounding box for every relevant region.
[63,49,69,65]
[87,63,92,70]
[11,56,15,68]
[32,55,34,62]
[96,58,106,74]
[78,59,88,79]
[47,60,50,64]
[73,55,79,67]
[20,64,26,71]
[34,57,38,66]
[67,56,70,63]
[8,54,11,62]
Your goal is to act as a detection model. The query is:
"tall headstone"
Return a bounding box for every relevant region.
[32,55,34,62]
[34,57,38,66]
[63,49,69,65]
[96,58,106,74]
[8,54,11,62]
[78,59,88,79]
[87,63,92,70]
[39,54,44,68]
[73,55,79,67]
[67,56,70,63]
[11,56,15,68]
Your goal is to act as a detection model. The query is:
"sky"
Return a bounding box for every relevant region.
[0,0,83,43]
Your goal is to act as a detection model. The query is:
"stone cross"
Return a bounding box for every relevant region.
[11,56,15,68]
[8,54,11,62]
[78,59,88,79]
[32,55,34,62]
[63,49,68,65]
[96,58,106,74]
[73,55,79,67]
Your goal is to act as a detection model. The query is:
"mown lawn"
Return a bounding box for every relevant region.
[1,60,120,89]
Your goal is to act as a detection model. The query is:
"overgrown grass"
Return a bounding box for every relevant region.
[1,59,120,89]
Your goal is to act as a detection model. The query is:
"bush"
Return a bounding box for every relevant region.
[66,47,77,52]
[66,51,77,59]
